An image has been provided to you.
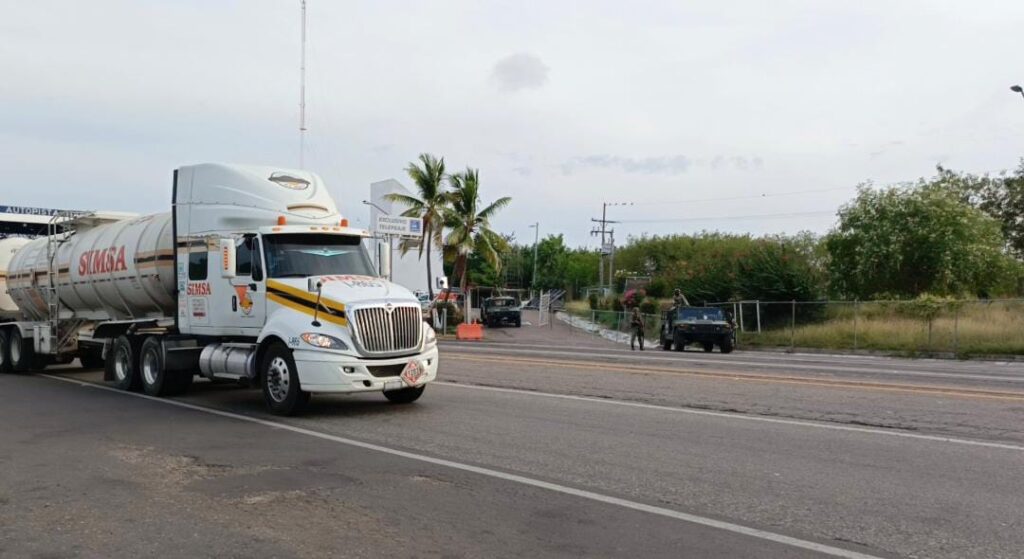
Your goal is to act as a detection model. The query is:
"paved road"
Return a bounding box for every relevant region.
[3,335,1023,558]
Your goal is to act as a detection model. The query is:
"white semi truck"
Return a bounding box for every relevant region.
[0,163,438,415]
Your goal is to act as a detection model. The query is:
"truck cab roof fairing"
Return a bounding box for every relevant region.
[175,164,345,235]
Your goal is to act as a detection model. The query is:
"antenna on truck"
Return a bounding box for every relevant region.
[298,0,308,168]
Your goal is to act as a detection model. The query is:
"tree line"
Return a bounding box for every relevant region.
[485,159,1024,302]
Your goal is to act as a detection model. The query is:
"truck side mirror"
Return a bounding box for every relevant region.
[219,238,236,278]
[379,239,391,279]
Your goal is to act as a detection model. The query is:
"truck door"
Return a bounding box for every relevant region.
[211,234,266,335]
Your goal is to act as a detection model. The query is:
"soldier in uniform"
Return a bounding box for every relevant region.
[673,289,690,308]
[630,306,645,351]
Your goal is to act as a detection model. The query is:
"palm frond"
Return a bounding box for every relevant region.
[477,196,512,221]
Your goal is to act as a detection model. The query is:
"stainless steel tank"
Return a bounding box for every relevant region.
[0,237,30,315]
[5,213,176,321]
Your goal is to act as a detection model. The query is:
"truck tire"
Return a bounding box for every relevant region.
[720,337,734,354]
[515,318,521,328]
[9,329,36,373]
[139,337,192,396]
[261,342,310,416]
[108,335,142,391]
[0,330,10,374]
[674,339,686,352]
[661,338,672,351]
[384,385,425,404]
[703,342,714,352]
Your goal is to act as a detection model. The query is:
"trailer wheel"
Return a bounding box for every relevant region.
[0,330,10,374]
[108,335,142,391]
[261,342,310,416]
[138,337,189,396]
[384,385,425,404]
[8,329,36,373]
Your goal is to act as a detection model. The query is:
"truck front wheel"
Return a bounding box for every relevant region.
[720,337,734,354]
[108,335,142,391]
[261,342,310,416]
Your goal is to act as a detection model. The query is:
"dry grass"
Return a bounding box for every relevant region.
[739,301,1024,356]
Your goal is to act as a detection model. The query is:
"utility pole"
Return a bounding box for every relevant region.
[608,228,615,285]
[591,202,630,292]
[529,222,539,289]
[298,0,308,168]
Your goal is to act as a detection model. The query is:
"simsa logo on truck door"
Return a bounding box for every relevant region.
[78,246,128,275]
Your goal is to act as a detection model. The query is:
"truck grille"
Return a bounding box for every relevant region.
[352,305,421,355]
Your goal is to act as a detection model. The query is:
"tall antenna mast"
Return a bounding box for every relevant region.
[299,0,307,168]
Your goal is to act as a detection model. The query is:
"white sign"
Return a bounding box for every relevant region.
[375,215,423,238]
[601,242,614,255]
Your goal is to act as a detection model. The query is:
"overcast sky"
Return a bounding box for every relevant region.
[3,1,1024,247]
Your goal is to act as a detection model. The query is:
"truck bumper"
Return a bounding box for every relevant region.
[291,346,439,394]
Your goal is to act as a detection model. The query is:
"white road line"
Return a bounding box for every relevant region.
[39,373,881,559]
[441,345,1024,383]
[434,381,1024,452]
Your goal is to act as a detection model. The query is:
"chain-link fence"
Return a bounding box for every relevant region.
[703,299,1024,357]
[588,310,664,341]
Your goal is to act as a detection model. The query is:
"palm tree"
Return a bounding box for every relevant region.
[443,168,512,293]
[384,153,448,299]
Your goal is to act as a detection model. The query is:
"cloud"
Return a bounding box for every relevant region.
[491,53,549,92]
[562,154,764,175]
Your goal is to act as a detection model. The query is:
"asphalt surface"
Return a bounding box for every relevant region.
[3,321,1023,558]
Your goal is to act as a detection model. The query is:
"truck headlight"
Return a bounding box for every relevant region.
[423,326,437,346]
[300,332,348,350]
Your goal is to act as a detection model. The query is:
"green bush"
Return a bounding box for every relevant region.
[588,292,599,310]
[639,299,658,315]
[646,277,669,298]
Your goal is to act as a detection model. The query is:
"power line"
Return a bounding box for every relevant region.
[617,210,836,224]
[629,186,853,206]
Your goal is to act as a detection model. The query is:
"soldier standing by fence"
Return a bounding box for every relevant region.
[630,306,645,351]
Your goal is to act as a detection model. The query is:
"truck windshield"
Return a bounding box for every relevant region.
[677,308,724,321]
[262,233,376,278]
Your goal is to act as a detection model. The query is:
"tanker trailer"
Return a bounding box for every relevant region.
[0,163,438,415]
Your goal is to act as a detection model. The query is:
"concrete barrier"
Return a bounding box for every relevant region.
[456,323,484,341]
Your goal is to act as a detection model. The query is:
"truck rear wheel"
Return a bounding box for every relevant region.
[261,342,310,416]
[384,385,425,404]
[139,337,192,396]
[0,330,10,374]
[9,329,36,373]
[108,335,142,391]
